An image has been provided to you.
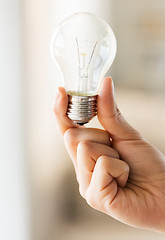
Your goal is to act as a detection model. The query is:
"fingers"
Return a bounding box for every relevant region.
[77,141,120,198]
[53,87,79,135]
[64,128,111,174]
[86,156,129,212]
[97,77,141,142]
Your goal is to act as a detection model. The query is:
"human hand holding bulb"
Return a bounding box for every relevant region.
[54,77,165,233]
[52,13,165,233]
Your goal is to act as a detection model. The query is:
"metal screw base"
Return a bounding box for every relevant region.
[67,94,97,125]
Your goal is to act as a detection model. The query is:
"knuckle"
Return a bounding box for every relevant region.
[122,161,130,173]
[115,106,122,119]
[97,156,107,168]
[86,190,102,210]
[86,191,97,209]
[98,105,122,122]
[77,140,91,153]
[79,186,86,199]
[64,128,78,145]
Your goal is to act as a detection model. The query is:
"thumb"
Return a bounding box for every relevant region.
[97,77,141,142]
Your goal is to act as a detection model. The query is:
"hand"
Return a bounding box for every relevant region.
[54,77,165,233]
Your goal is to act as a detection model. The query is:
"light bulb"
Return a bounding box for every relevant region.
[51,12,117,125]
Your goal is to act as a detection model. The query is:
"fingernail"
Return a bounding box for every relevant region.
[55,87,61,100]
[111,79,115,97]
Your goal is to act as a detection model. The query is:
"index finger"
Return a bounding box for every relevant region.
[54,87,80,135]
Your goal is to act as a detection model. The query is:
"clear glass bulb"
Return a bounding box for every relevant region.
[51,12,117,124]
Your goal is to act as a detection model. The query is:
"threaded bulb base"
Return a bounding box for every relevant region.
[67,94,97,125]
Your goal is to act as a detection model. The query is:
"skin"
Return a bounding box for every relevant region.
[54,77,165,233]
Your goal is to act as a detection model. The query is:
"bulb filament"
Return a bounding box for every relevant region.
[76,38,98,95]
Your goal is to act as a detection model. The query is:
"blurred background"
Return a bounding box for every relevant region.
[1,0,165,239]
